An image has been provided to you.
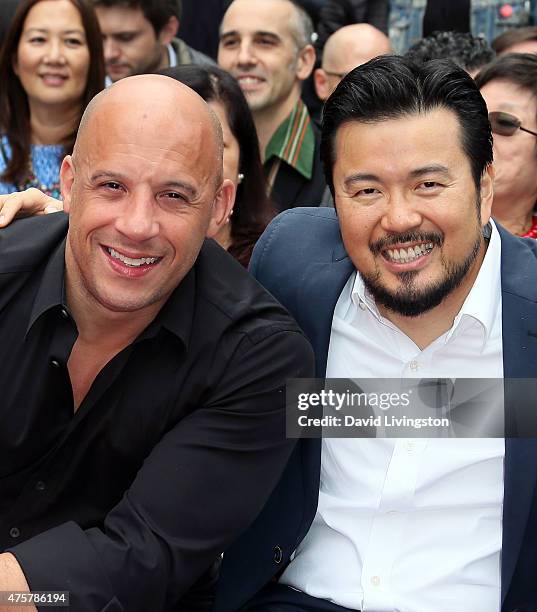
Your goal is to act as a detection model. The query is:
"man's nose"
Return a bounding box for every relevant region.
[114,193,160,242]
[237,40,256,67]
[103,38,120,62]
[380,193,423,234]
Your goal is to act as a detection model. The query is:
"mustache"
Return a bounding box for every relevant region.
[370,231,443,255]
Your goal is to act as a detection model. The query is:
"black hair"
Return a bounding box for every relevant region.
[405,31,495,73]
[321,55,493,196]
[158,64,274,267]
[92,0,181,34]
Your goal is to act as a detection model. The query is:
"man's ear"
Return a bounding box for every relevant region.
[296,44,316,81]
[206,179,236,238]
[313,67,330,102]
[479,163,494,226]
[60,156,75,213]
[158,15,179,46]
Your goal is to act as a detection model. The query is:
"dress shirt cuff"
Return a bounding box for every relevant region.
[8,521,120,611]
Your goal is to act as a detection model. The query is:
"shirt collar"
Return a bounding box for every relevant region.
[26,238,196,349]
[27,239,68,335]
[167,42,178,68]
[264,99,315,180]
[351,220,502,349]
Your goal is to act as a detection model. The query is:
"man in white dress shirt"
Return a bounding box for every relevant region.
[215,55,537,612]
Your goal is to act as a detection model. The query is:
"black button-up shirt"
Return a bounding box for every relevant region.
[0,214,314,611]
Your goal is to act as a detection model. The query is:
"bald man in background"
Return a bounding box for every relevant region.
[0,74,312,612]
[314,23,392,101]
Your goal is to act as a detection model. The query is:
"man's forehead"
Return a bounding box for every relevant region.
[96,4,150,28]
[222,0,295,38]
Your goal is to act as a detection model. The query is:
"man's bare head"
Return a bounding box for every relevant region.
[314,24,392,101]
[74,74,224,187]
[61,73,234,318]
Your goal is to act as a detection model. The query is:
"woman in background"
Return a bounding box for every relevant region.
[0,0,104,196]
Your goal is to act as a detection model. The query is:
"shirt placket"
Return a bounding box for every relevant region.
[360,438,427,611]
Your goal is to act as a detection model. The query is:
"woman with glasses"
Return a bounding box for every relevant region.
[0,0,104,197]
[476,54,537,238]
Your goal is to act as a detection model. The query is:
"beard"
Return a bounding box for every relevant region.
[362,223,483,318]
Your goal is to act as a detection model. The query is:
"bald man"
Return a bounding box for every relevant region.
[314,23,392,101]
[0,75,312,612]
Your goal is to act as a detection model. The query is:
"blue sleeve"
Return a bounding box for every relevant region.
[0,136,16,194]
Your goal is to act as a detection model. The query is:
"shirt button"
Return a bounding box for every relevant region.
[9,527,20,539]
[35,481,46,491]
[359,300,366,311]
[273,545,283,564]
[60,308,69,319]
[370,576,381,587]
[50,358,61,369]
[409,359,419,371]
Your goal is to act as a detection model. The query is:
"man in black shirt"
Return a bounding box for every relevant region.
[0,74,313,611]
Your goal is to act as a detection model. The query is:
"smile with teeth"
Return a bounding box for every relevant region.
[384,242,434,264]
[107,247,160,267]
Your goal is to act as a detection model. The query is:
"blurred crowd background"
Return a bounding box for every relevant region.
[1,0,536,265]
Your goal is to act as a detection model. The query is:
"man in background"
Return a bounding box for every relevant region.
[218,0,326,210]
[314,23,391,101]
[93,0,214,84]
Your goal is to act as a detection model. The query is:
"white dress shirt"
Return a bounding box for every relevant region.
[281,222,505,611]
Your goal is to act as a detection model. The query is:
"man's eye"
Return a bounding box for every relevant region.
[420,181,442,189]
[117,34,136,43]
[257,37,276,46]
[357,188,378,196]
[221,38,238,48]
[103,182,122,190]
[162,192,187,202]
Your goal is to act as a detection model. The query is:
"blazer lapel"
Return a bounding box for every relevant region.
[499,228,537,604]
[295,248,354,378]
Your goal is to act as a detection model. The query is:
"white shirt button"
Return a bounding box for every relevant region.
[359,300,367,311]
[370,576,381,587]
[409,359,419,371]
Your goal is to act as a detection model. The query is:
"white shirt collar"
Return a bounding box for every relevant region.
[351,220,502,350]
[167,42,177,68]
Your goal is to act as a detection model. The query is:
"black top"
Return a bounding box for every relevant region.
[0,214,314,611]
[423,0,471,36]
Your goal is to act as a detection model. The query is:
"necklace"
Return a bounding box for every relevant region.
[17,151,62,200]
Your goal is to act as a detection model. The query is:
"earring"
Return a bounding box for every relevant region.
[227,208,234,223]
[237,173,244,184]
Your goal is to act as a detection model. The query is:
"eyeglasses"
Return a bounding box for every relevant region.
[489,111,537,138]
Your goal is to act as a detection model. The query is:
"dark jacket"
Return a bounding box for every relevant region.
[317,0,390,46]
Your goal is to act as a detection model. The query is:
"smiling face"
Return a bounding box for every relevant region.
[333,108,493,317]
[479,78,537,213]
[14,0,90,110]
[218,0,312,118]
[62,77,232,317]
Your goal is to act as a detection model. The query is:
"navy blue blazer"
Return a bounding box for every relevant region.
[215,207,537,612]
